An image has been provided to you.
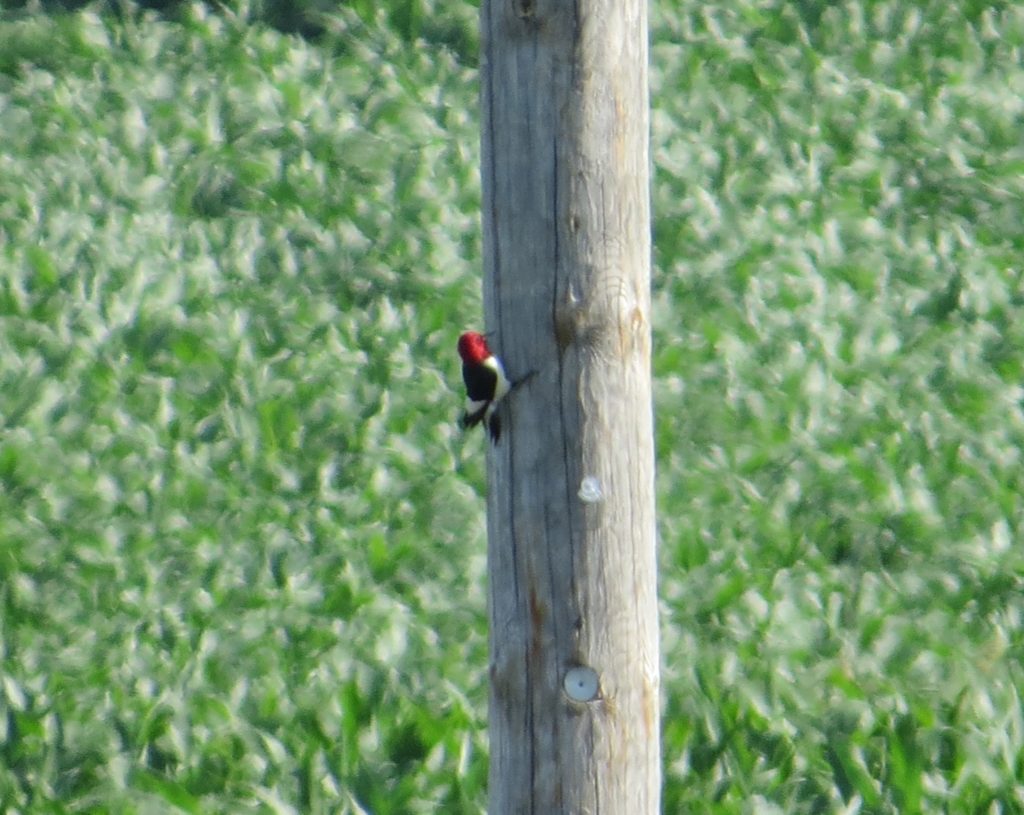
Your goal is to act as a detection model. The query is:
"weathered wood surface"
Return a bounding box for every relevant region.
[480,0,660,811]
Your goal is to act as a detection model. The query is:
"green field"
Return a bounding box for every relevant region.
[1,1,1022,812]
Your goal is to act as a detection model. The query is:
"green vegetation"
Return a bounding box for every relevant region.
[1,1,1021,812]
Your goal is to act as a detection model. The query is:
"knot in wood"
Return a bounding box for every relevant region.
[515,0,534,20]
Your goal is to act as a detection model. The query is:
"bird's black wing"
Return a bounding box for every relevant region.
[460,362,498,440]
[462,362,498,401]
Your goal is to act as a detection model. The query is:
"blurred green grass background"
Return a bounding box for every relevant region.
[1,1,1022,812]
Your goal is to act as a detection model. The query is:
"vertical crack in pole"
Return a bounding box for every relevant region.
[526,577,538,815]
[551,127,584,682]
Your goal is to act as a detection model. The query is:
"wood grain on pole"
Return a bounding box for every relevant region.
[481,0,659,811]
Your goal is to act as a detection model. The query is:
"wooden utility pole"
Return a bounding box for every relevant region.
[480,0,659,811]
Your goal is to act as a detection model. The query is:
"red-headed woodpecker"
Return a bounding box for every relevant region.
[457,331,511,443]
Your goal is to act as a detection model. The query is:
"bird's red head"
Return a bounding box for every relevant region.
[457,331,492,364]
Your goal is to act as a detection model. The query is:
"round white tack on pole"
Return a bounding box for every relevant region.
[578,476,603,503]
[563,666,600,702]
